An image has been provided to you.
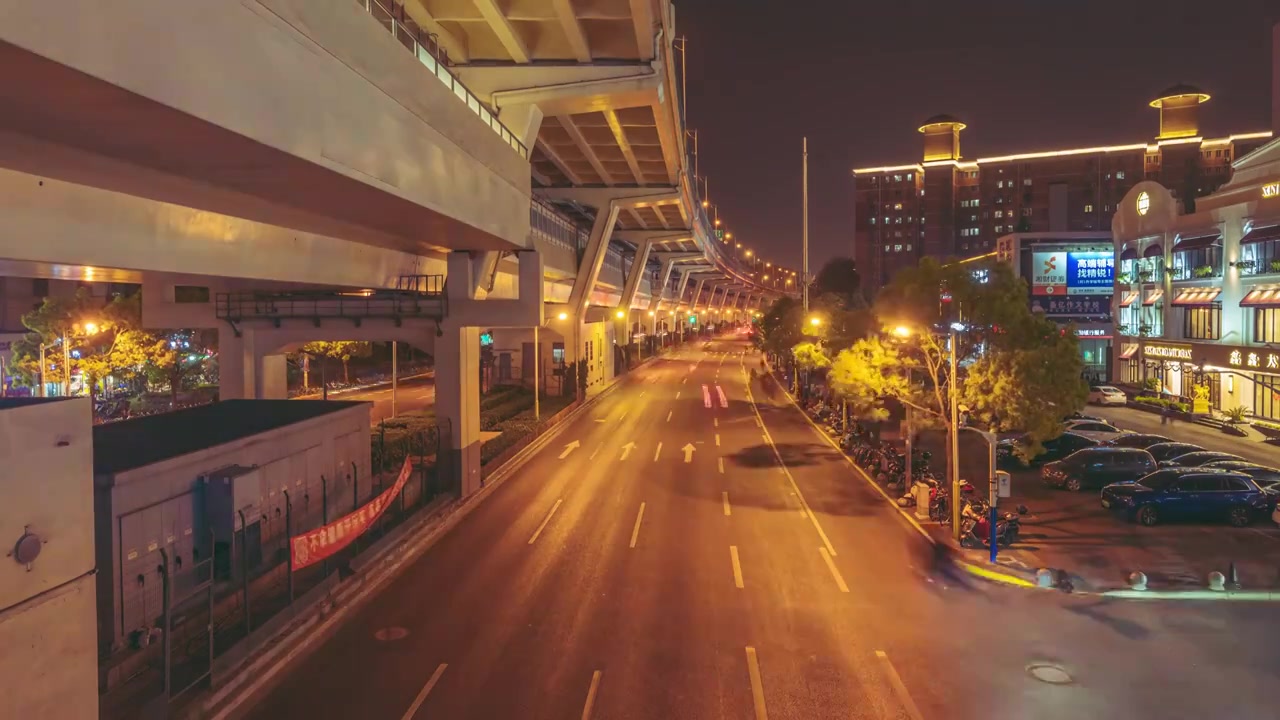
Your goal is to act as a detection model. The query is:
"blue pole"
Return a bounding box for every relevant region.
[989,502,999,564]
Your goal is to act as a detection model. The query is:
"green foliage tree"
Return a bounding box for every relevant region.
[301,341,373,383]
[812,257,861,306]
[828,257,1087,455]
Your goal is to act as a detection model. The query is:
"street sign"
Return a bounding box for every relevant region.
[995,470,1011,499]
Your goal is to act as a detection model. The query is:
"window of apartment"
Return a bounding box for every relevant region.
[995,210,1004,218]
[996,197,1003,204]
[869,217,876,225]
[1023,178,1032,186]
[970,214,978,222]
[174,285,211,303]
[893,203,903,210]
[1183,305,1221,340]
[884,245,891,252]
[32,278,49,296]
[906,244,912,251]
[1104,204,1111,212]
[1116,171,1126,180]
[884,216,890,223]
[1255,308,1280,344]
[893,174,902,182]
[1084,204,1094,213]
[1021,208,1032,217]
[995,225,1004,233]
[906,173,914,181]
[895,217,902,224]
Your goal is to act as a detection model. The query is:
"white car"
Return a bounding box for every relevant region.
[1062,419,1130,442]
[1088,385,1127,406]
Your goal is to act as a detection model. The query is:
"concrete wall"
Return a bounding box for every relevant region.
[0,397,97,719]
[0,0,530,252]
[94,403,372,654]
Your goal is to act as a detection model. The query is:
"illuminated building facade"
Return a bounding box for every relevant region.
[852,86,1273,295]
[1110,136,1280,420]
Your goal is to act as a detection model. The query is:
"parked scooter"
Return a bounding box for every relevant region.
[959,499,1028,548]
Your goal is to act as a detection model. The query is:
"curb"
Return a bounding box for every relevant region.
[291,371,433,400]
[764,368,1052,592]
[199,364,642,719]
[769,370,1280,601]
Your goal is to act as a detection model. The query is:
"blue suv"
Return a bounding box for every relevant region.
[1101,468,1277,527]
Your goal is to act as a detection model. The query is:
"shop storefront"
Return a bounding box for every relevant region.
[1120,339,1280,416]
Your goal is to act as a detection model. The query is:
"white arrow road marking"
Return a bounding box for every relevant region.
[701,384,711,408]
[682,443,696,463]
[716,385,728,408]
[620,442,637,460]
[559,441,580,460]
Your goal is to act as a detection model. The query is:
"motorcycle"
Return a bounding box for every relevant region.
[959,500,1029,548]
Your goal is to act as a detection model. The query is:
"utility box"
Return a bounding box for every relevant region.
[205,465,264,579]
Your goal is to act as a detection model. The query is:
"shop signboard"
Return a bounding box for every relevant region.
[1030,295,1110,317]
[1031,250,1114,295]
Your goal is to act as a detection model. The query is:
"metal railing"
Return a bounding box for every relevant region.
[356,0,528,159]
[216,280,447,325]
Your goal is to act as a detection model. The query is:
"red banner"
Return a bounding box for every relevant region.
[290,457,414,571]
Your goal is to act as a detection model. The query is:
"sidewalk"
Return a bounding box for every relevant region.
[936,468,1280,592]
[1090,405,1277,467]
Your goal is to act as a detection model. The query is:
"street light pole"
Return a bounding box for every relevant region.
[391,340,398,419]
[38,343,47,398]
[62,331,70,397]
[802,137,809,314]
[950,327,963,540]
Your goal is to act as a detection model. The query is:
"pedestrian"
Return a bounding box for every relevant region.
[1161,404,1170,425]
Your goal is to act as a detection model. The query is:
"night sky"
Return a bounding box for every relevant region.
[675,0,1278,274]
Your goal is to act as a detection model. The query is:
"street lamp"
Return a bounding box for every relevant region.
[809,317,821,327]
[893,325,912,338]
[615,310,625,319]
[558,312,568,321]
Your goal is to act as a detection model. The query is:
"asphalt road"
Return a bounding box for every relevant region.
[317,374,436,424]
[243,337,1280,720]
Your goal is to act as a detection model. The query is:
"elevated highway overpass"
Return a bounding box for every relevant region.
[0,0,789,493]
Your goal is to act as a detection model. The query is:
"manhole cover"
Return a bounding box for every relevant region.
[374,627,409,642]
[1026,663,1073,685]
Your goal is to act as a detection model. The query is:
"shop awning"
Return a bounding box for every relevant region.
[1171,287,1222,305]
[1119,246,1138,261]
[1143,289,1164,306]
[1241,287,1280,307]
[1142,243,1165,258]
[1240,223,1280,245]
[1119,290,1140,308]
[1119,344,1140,359]
[1173,230,1222,250]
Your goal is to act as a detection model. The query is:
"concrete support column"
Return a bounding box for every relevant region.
[569,205,621,321]
[217,328,287,400]
[435,323,482,496]
[498,103,544,150]
[674,269,693,308]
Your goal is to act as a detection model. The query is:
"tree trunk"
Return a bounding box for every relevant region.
[170,369,180,409]
[342,357,350,384]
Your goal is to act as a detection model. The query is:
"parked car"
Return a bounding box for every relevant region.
[1203,462,1280,489]
[1088,385,1128,405]
[1101,468,1276,527]
[1106,433,1172,449]
[1144,442,1205,463]
[1065,412,1106,422]
[999,431,1099,466]
[1062,419,1129,442]
[1041,447,1158,492]
[1157,451,1246,468]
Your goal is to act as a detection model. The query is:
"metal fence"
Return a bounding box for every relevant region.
[156,421,451,708]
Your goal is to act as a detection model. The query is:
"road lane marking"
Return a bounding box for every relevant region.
[618,410,628,421]
[723,491,732,516]
[400,663,448,720]
[701,384,712,408]
[714,417,719,427]
[589,446,601,460]
[716,385,728,408]
[818,547,850,593]
[682,376,687,384]
[749,396,839,557]
[580,670,602,720]
[667,410,673,422]
[730,545,745,588]
[629,502,646,548]
[715,433,721,446]
[640,391,646,398]
[654,442,663,461]
[527,499,563,545]
[676,391,682,399]
[745,647,768,720]
[718,457,725,474]
[875,651,925,720]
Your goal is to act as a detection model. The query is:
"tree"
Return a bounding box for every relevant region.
[144,330,212,406]
[301,341,373,384]
[829,256,1087,457]
[812,257,861,307]
[791,341,830,372]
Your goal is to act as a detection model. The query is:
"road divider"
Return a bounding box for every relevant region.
[629,503,646,549]
[745,647,768,720]
[819,547,850,593]
[527,499,563,545]
[580,670,602,720]
[399,663,448,720]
